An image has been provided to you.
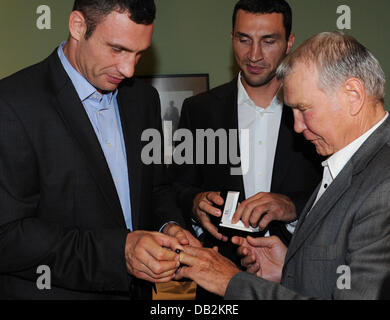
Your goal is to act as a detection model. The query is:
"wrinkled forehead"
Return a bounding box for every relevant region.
[283,62,320,106]
[94,11,154,50]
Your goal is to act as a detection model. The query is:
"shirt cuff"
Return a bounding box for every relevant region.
[159,221,179,233]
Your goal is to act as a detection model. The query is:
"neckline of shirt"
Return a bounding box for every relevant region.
[237,72,283,114]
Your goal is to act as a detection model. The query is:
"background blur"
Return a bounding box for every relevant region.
[1,0,389,99]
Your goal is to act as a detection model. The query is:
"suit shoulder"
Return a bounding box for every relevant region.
[182,80,236,112]
[352,140,390,193]
[0,59,50,101]
[371,142,390,173]
[129,77,159,96]
[0,59,48,89]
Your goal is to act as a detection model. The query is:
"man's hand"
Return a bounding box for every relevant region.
[232,192,296,230]
[175,246,240,297]
[125,231,183,283]
[192,192,228,242]
[163,223,202,248]
[232,236,287,283]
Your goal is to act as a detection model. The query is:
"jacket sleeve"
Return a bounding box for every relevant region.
[225,176,390,300]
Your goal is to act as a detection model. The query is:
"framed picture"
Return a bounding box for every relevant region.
[139,74,209,165]
[138,74,210,132]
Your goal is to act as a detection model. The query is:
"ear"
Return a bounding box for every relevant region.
[231,30,234,40]
[340,78,366,116]
[68,11,87,41]
[286,33,295,55]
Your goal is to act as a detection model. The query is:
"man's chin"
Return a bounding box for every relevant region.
[242,72,274,88]
[97,83,120,93]
[314,145,332,157]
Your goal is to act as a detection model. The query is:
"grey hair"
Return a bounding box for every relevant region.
[276,31,386,103]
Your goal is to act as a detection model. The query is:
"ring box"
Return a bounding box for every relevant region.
[215,191,260,238]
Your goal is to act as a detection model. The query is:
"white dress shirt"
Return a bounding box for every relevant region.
[238,75,283,199]
[238,75,286,236]
[310,112,389,213]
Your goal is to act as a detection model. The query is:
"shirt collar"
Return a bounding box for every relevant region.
[325,112,389,179]
[237,72,283,114]
[57,42,117,104]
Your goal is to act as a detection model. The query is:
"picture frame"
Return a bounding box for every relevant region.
[138,74,209,165]
[138,74,210,132]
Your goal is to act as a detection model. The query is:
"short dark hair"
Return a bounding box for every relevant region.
[73,0,156,39]
[232,0,292,40]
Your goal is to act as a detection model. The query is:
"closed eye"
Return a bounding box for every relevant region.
[112,47,122,53]
[264,40,276,45]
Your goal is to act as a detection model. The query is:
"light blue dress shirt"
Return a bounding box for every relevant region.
[58,42,133,231]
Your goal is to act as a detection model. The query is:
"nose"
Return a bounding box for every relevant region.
[117,54,137,79]
[293,109,306,134]
[248,42,263,63]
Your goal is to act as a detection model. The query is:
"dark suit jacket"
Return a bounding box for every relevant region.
[225,117,390,300]
[0,50,185,300]
[171,78,322,263]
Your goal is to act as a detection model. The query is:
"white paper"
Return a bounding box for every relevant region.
[219,191,260,233]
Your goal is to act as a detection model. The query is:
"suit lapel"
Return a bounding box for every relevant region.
[48,51,125,227]
[271,106,294,192]
[117,83,144,230]
[217,78,246,199]
[284,167,352,264]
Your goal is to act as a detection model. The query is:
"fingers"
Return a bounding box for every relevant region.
[175,231,190,246]
[132,256,180,280]
[240,253,256,268]
[133,267,178,283]
[232,198,268,227]
[206,192,224,206]
[126,253,178,282]
[246,235,279,248]
[178,250,201,268]
[231,192,296,229]
[243,204,268,228]
[247,262,260,275]
[237,245,250,257]
[258,213,275,231]
[194,192,224,218]
[194,192,229,242]
[140,237,181,275]
[231,236,246,246]
[198,201,221,217]
[232,202,244,225]
[173,267,187,281]
[202,217,228,242]
[184,230,202,248]
[181,245,206,257]
[164,223,190,246]
[174,265,192,281]
[126,233,184,282]
[231,193,264,224]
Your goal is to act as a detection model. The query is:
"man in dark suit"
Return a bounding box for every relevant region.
[171,0,321,270]
[0,0,198,300]
[176,32,390,300]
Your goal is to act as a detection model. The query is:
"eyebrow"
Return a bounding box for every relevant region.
[108,43,133,52]
[108,42,150,54]
[234,32,282,40]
